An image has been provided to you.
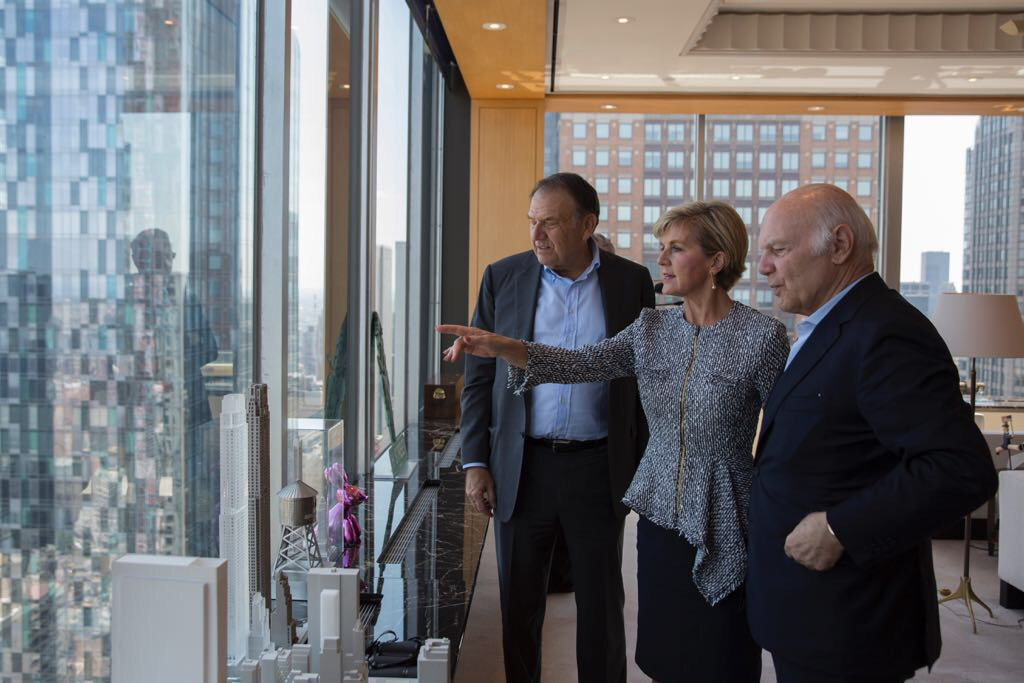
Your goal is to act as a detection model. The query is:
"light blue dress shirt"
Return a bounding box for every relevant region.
[528,240,609,440]
[785,274,871,370]
[463,242,608,470]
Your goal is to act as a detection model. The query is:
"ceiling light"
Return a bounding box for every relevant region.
[999,19,1024,36]
[496,83,515,90]
[601,75,611,80]
[342,84,350,90]
[482,22,506,31]
[731,75,741,81]
[600,104,618,110]
[807,105,825,112]
[164,19,174,26]
[968,77,979,82]
[616,17,633,24]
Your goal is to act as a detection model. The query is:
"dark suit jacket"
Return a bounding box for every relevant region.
[460,248,655,522]
[747,273,998,675]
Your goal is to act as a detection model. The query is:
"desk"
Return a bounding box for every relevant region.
[350,420,489,676]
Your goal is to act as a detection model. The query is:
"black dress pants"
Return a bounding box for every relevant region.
[494,440,626,683]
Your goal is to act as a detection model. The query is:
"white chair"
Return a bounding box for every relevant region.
[998,470,1024,608]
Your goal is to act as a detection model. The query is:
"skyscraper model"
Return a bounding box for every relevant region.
[248,384,272,609]
[219,393,250,665]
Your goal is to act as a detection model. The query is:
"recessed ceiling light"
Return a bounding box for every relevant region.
[967,77,979,82]
[807,105,825,112]
[496,83,515,90]
[731,75,742,81]
[482,22,506,31]
[616,17,633,24]
[600,104,618,110]
[342,84,350,90]
[601,75,611,80]
[164,19,174,26]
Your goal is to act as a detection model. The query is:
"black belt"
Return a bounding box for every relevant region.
[526,436,608,453]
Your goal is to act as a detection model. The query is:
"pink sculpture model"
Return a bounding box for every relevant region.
[323,463,366,567]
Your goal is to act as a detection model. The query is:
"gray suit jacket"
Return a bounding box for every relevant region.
[460,248,655,522]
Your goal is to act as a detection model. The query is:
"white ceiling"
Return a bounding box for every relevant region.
[550,0,1024,96]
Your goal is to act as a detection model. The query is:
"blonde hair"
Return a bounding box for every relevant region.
[652,201,748,291]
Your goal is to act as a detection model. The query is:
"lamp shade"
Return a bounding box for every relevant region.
[931,293,1024,358]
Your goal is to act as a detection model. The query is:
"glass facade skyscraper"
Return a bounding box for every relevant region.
[0,1,256,679]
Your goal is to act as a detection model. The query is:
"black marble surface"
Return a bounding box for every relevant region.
[346,420,490,674]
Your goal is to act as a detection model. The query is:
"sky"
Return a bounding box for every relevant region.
[899,115,978,289]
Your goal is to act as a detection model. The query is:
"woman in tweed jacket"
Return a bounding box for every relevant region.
[441,201,789,682]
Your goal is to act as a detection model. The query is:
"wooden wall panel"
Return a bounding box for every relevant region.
[468,100,545,316]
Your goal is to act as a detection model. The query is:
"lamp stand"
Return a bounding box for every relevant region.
[938,357,994,633]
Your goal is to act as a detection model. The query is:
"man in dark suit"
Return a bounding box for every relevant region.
[749,184,998,682]
[460,173,654,682]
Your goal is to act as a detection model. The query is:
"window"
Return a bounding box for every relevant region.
[758,179,776,198]
[858,152,872,169]
[619,122,633,139]
[756,289,773,306]
[812,152,826,168]
[617,204,632,221]
[857,179,872,196]
[736,152,753,170]
[644,151,661,169]
[667,122,685,141]
[645,123,662,141]
[836,124,849,141]
[599,205,609,220]
[644,178,661,196]
[616,232,631,249]
[783,124,800,142]
[759,152,776,171]
[781,179,798,194]
[644,232,660,249]
[713,152,731,170]
[736,206,753,223]
[858,125,873,141]
[595,149,610,166]
[760,124,777,143]
[596,122,610,139]
[834,178,848,192]
[617,176,632,194]
[618,148,632,166]
[733,287,750,304]
[644,205,662,224]
[812,124,826,141]
[782,152,799,171]
[573,122,587,138]
[595,176,609,193]
[666,151,684,169]
[666,178,684,196]
[713,123,730,141]
[572,149,586,166]
[736,179,753,198]
[712,179,730,197]
[758,206,769,223]
[835,152,849,169]
[737,124,754,142]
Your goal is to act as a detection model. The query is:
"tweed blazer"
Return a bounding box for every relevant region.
[509,302,789,604]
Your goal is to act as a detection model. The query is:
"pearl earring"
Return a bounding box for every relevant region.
[711,273,716,290]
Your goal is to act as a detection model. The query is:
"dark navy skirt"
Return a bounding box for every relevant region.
[635,515,761,682]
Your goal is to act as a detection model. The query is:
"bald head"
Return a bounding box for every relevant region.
[778,184,877,267]
[757,183,877,316]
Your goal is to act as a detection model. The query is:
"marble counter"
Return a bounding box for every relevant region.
[343,420,489,674]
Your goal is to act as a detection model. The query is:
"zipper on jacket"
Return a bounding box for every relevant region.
[674,328,700,515]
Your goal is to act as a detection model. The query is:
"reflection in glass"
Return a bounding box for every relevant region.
[0,2,257,679]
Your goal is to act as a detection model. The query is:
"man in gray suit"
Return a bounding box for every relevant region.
[459,173,654,682]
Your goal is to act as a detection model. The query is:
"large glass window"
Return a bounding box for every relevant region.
[897,116,1024,402]
[0,2,258,678]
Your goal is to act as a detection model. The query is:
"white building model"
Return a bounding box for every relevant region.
[220,393,251,665]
